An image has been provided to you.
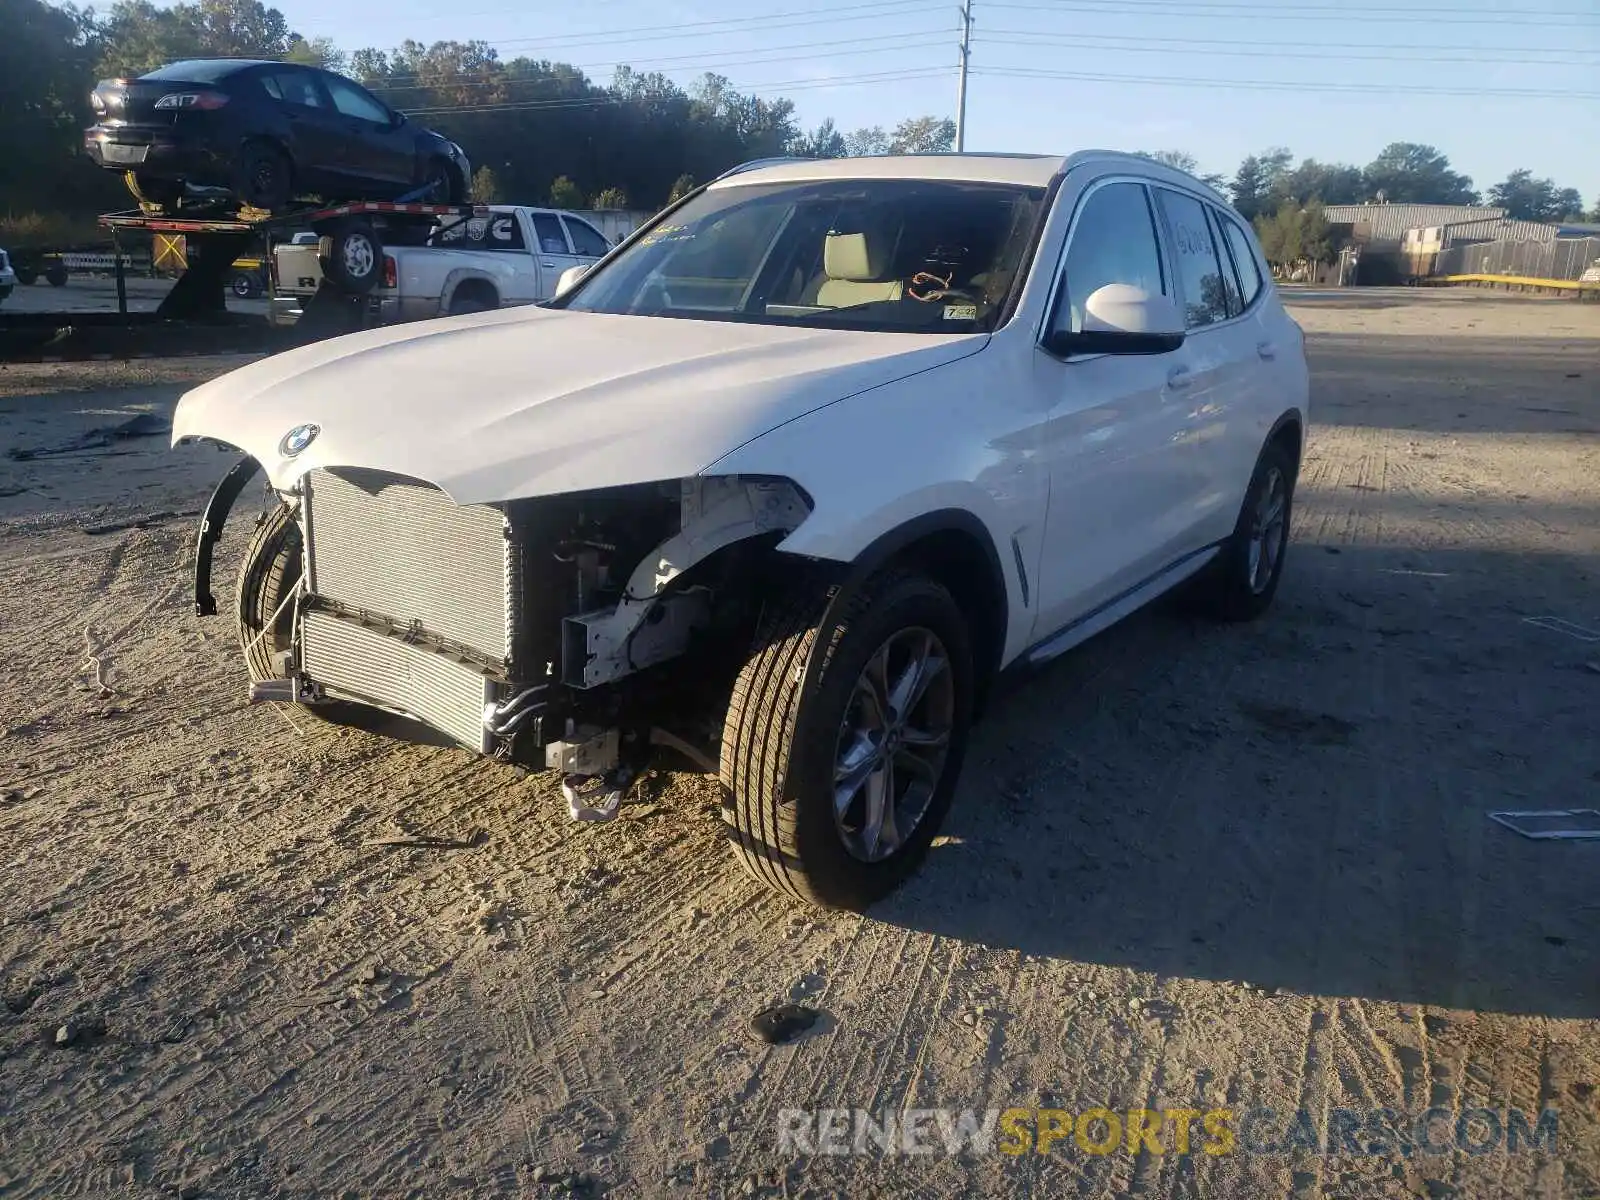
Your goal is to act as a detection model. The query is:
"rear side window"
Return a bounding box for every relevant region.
[563,217,609,258]
[531,214,570,254]
[1052,181,1166,336]
[262,71,324,108]
[1155,188,1231,329]
[1206,208,1244,317]
[1219,213,1264,308]
[433,212,526,251]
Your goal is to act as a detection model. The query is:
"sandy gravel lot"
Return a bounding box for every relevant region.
[1,289,1597,1199]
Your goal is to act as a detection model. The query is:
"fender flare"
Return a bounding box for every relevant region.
[193,454,260,616]
[1266,406,1307,470]
[791,507,1011,712]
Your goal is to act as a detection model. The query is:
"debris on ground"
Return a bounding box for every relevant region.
[749,1002,820,1045]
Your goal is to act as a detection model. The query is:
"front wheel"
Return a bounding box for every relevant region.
[319,218,382,294]
[237,500,302,683]
[720,568,974,909]
[233,141,293,212]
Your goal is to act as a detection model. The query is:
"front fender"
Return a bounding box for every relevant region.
[193,454,260,616]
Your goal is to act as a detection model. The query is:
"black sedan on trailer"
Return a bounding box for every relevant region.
[85,59,471,214]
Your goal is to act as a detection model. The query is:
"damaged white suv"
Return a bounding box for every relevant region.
[175,151,1308,909]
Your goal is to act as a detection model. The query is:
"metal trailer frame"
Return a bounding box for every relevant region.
[98,196,492,331]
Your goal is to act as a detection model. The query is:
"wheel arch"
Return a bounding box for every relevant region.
[1266,407,1305,474]
[440,269,500,313]
[799,508,1010,718]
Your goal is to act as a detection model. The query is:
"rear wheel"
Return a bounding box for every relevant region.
[233,141,293,212]
[231,271,261,299]
[720,567,974,909]
[236,501,302,683]
[447,286,495,315]
[423,157,464,204]
[1189,436,1297,621]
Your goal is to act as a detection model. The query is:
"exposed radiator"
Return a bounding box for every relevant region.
[301,610,496,753]
[304,467,509,663]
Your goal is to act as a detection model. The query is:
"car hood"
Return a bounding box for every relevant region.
[173,305,984,503]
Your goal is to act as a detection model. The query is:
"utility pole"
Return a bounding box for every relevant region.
[955,0,973,152]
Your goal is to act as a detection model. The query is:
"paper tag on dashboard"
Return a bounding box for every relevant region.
[943,304,978,321]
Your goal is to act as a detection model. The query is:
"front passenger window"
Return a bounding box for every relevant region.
[1052,182,1165,335]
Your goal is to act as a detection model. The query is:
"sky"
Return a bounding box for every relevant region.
[275,0,1600,204]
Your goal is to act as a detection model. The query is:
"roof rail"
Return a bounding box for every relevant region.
[714,156,815,181]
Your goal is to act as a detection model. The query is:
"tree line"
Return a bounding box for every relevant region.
[3,0,1594,233]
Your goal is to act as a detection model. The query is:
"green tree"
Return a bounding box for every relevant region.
[548,176,585,208]
[1276,158,1364,207]
[845,126,889,157]
[790,118,847,159]
[1487,169,1584,222]
[1136,149,1227,190]
[1362,143,1476,204]
[591,187,629,210]
[667,173,697,203]
[1230,148,1292,220]
[470,165,504,203]
[888,116,955,155]
[284,35,344,72]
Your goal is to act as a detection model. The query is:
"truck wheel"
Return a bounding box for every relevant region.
[1188,436,1297,622]
[231,271,261,299]
[44,263,68,287]
[234,140,293,212]
[447,287,495,315]
[15,266,37,286]
[720,568,975,909]
[237,501,302,683]
[320,219,382,294]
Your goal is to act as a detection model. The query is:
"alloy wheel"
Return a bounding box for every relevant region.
[1247,465,1288,594]
[832,626,955,863]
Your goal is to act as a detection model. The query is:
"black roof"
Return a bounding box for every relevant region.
[141,59,285,83]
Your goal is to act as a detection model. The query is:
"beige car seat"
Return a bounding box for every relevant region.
[816,231,904,307]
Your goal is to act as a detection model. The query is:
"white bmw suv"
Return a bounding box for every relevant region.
[174,151,1309,910]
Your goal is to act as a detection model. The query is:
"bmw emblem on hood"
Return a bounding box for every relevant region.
[279,423,320,457]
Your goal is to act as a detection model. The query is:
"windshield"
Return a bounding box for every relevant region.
[558,178,1046,334]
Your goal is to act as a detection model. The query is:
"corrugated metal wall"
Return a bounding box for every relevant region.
[1433,237,1600,282]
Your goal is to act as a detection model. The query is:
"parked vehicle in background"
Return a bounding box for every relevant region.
[85,59,471,214]
[176,151,1308,910]
[269,205,613,323]
[0,249,15,303]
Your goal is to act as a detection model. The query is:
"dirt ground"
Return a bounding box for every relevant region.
[1,289,1597,1200]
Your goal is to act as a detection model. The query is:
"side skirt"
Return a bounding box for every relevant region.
[1023,541,1223,667]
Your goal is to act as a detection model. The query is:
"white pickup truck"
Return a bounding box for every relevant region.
[270,205,615,324]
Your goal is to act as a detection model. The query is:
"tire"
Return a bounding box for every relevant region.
[319,218,382,294]
[125,171,183,211]
[233,140,293,212]
[15,266,37,286]
[423,157,464,204]
[231,271,261,299]
[447,288,494,316]
[44,263,67,287]
[720,567,975,910]
[236,501,303,684]
[1190,436,1297,621]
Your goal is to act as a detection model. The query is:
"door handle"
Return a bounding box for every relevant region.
[540,260,557,268]
[1166,365,1193,390]
[1257,340,1277,360]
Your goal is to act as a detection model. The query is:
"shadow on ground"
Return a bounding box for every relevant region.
[876,539,1600,1020]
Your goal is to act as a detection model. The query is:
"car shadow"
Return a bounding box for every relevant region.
[872,538,1600,1019]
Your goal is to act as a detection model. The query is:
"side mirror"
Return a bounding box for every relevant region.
[1046,283,1185,357]
[555,264,589,295]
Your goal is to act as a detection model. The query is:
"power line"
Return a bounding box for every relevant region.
[337,0,938,54]
[973,65,1598,98]
[985,1,1600,26]
[369,34,953,95]
[979,30,1600,66]
[401,67,955,116]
